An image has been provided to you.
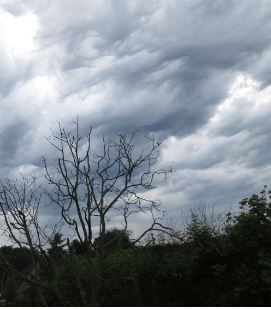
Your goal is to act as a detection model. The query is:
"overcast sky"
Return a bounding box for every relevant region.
[0,0,271,231]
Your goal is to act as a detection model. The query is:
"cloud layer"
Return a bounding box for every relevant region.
[0,0,271,228]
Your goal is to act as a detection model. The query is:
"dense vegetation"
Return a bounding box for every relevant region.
[1,187,271,306]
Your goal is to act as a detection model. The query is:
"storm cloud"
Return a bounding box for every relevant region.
[0,0,271,229]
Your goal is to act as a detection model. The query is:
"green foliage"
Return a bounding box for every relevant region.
[186,213,216,243]
[94,228,133,254]
[2,188,271,306]
[68,239,91,256]
[47,233,66,257]
[0,246,32,302]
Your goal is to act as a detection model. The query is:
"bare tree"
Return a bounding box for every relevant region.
[0,177,49,259]
[0,176,59,305]
[44,120,172,254]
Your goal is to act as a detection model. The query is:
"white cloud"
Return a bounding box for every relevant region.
[158,73,271,216]
[0,10,38,57]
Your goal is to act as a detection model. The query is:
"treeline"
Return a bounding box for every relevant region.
[1,188,271,306]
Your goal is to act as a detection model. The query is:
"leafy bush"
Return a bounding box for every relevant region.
[2,188,271,306]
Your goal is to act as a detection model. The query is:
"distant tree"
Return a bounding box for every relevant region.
[47,233,66,257]
[93,228,133,254]
[68,239,91,256]
[186,213,216,244]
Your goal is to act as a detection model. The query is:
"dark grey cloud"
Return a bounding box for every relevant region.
[0,0,271,232]
[30,0,269,137]
[0,120,30,163]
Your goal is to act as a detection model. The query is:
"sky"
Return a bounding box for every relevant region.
[0,0,271,233]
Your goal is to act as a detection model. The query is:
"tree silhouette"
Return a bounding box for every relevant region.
[44,120,172,255]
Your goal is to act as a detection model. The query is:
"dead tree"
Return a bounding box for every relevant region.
[0,176,49,258]
[0,176,58,305]
[44,120,172,254]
